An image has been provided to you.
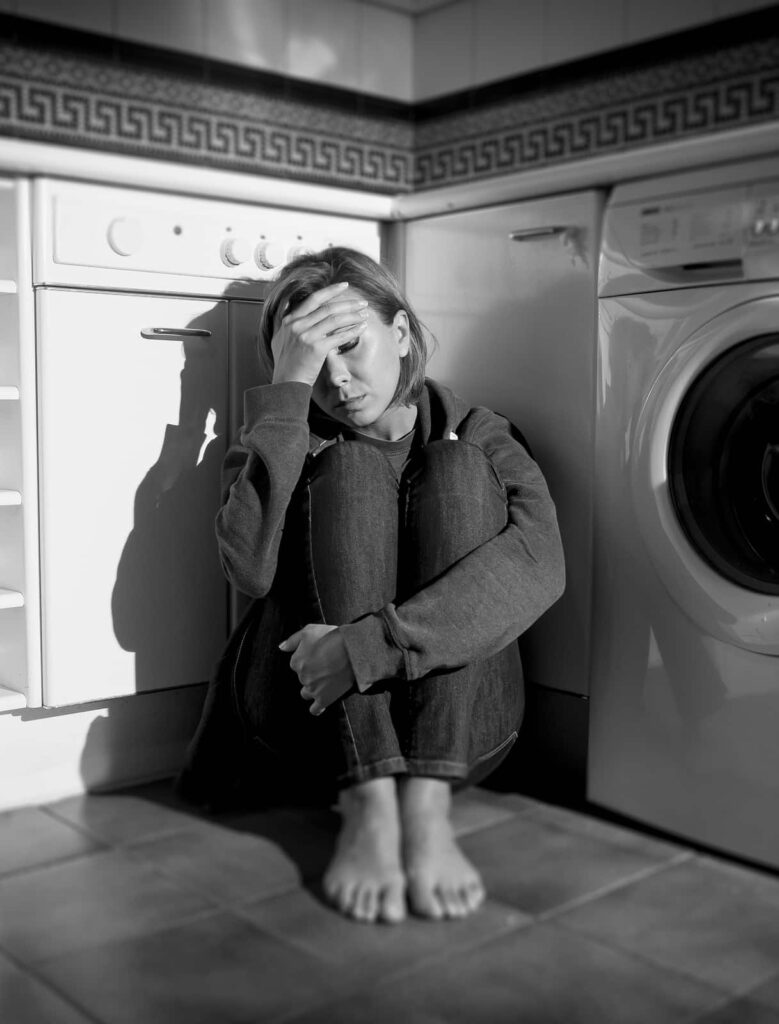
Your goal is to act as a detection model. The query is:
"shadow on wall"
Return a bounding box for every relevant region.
[79,281,264,794]
[110,280,265,696]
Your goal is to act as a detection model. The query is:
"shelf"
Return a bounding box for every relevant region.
[0,685,26,712]
[0,280,17,294]
[0,588,24,609]
[0,386,20,400]
[0,490,22,506]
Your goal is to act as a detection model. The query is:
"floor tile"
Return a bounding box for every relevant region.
[449,790,517,837]
[0,949,93,1024]
[36,909,341,1024]
[216,806,337,880]
[0,807,101,878]
[284,921,724,1024]
[126,822,315,906]
[522,800,688,861]
[557,857,779,995]
[0,848,213,965]
[457,812,674,916]
[45,791,207,846]
[238,886,528,984]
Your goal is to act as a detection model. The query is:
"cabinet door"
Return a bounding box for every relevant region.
[37,290,229,705]
[405,190,605,698]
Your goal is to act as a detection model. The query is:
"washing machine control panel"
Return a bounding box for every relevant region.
[601,175,779,294]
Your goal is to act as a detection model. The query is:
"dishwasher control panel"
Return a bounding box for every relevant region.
[33,179,382,296]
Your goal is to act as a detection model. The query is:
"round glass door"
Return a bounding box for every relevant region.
[669,334,779,595]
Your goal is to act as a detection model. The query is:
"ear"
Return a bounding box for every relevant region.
[393,310,411,357]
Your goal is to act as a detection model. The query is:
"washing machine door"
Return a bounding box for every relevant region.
[633,296,779,653]
[669,333,778,595]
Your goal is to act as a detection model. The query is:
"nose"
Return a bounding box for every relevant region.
[324,350,351,388]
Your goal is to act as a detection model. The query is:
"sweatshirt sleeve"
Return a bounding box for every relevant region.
[215,381,312,597]
[338,408,565,690]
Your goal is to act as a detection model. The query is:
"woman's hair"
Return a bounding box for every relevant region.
[258,246,430,407]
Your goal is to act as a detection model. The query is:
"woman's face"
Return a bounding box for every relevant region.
[311,295,413,440]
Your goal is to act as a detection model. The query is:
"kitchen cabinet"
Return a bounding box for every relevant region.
[35,290,229,705]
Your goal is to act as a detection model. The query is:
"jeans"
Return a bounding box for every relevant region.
[295,437,524,790]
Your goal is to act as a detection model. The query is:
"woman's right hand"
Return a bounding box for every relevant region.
[271,282,369,386]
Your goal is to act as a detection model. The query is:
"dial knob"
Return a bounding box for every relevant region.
[220,237,251,267]
[107,217,143,257]
[287,244,314,262]
[255,241,286,271]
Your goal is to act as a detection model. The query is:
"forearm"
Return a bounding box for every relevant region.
[216,381,312,596]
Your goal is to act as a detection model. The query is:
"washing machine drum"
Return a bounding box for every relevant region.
[669,333,779,595]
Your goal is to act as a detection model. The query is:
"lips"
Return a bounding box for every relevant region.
[336,394,365,407]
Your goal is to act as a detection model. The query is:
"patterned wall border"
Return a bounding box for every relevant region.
[0,24,414,194]
[412,36,779,190]
[0,12,777,195]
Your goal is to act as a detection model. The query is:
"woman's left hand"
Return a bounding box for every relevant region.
[279,624,356,716]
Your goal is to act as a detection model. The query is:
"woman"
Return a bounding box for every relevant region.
[179,247,565,925]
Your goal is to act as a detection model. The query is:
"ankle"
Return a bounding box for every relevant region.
[398,777,452,818]
[339,776,398,815]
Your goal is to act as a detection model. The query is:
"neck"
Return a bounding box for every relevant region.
[360,403,417,441]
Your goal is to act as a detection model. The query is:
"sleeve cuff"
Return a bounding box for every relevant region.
[339,611,406,693]
[243,381,312,426]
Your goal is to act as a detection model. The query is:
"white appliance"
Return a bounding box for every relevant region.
[31,179,380,707]
[588,157,779,869]
[404,189,605,798]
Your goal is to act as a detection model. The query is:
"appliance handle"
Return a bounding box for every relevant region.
[140,327,213,339]
[509,226,568,241]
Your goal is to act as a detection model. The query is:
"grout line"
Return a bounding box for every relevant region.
[544,919,738,1007]
[0,945,106,1024]
[535,850,695,923]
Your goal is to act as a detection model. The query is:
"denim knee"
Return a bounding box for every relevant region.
[308,439,398,492]
[405,439,506,505]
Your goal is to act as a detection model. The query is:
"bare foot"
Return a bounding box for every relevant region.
[399,778,485,920]
[323,777,406,924]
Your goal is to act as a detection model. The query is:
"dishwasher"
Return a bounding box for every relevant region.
[32,179,380,707]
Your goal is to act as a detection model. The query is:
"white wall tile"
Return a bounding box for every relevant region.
[543,0,624,66]
[473,0,544,87]
[626,0,715,43]
[204,0,288,73]
[414,0,472,100]
[360,3,414,101]
[20,0,113,34]
[116,0,204,56]
[288,0,361,91]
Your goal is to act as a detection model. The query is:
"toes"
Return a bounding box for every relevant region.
[356,886,379,923]
[379,882,406,924]
[408,876,445,919]
[439,886,467,919]
[465,880,485,913]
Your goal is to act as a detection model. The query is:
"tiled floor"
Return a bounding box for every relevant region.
[2,782,779,1024]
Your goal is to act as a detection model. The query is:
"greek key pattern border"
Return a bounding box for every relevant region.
[0,31,777,194]
[413,37,779,190]
[0,42,414,192]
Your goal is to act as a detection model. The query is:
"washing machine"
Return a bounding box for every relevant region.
[587,156,779,869]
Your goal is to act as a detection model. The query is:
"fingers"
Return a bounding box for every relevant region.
[278,630,303,652]
[286,281,350,320]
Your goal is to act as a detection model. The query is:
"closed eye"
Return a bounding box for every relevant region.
[336,338,360,355]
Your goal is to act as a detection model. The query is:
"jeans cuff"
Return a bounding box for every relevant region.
[335,755,408,788]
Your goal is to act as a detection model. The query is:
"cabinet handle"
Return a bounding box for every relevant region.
[508,226,568,241]
[140,327,213,339]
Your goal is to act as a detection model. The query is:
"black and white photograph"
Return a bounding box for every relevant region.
[0,1,778,1021]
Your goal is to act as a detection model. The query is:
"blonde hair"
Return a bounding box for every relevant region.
[258,246,430,406]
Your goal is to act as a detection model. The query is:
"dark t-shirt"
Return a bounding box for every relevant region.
[343,423,419,477]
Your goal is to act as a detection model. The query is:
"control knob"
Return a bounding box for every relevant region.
[107,217,143,257]
[255,240,286,270]
[220,237,251,267]
[287,244,314,262]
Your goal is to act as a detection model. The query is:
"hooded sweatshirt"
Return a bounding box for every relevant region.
[214,377,565,692]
